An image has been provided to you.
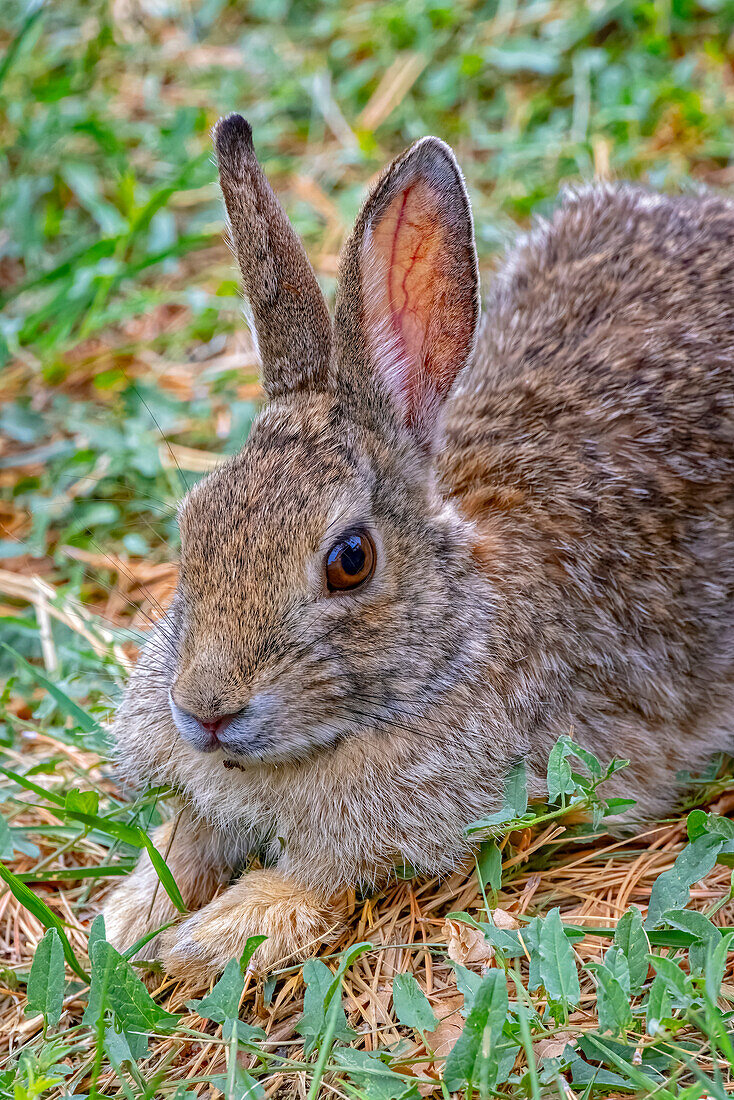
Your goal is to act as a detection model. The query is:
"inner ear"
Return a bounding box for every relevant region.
[357,139,479,443]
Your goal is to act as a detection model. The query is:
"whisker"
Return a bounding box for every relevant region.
[117,367,191,496]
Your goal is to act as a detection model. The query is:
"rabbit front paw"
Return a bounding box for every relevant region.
[159,869,345,986]
[102,874,180,962]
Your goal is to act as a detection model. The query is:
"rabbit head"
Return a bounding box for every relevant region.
[168,115,482,764]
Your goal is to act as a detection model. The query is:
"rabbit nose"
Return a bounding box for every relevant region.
[168,691,247,753]
[198,713,239,737]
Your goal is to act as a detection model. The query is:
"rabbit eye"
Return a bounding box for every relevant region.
[325,529,376,593]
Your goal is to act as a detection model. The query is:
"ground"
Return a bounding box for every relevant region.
[2,1,734,1097]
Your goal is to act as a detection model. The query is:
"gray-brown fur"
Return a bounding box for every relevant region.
[104,120,734,981]
[213,114,332,397]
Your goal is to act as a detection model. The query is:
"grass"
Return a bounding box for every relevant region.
[2,0,734,1096]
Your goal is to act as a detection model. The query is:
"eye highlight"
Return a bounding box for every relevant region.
[325,529,376,593]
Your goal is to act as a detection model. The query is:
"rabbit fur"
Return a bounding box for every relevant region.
[103,115,734,983]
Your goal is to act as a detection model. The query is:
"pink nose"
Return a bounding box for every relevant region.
[199,714,235,737]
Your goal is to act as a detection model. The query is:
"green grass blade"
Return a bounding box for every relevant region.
[1,642,104,737]
[0,862,88,981]
[1,767,185,911]
[0,4,45,91]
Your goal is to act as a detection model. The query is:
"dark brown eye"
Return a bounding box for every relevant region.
[325,529,376,593]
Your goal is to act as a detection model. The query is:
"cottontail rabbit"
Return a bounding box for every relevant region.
[103,115,734,983]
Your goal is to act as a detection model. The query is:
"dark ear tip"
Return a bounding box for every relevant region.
[410,135,462,176]
[213,113,254,162]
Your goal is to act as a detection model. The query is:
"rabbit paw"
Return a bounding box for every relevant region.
[100,811,239,966]
[102,873,180,963]
[159,869,345,986]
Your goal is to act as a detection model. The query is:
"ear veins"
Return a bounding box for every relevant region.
[373,180,447,413]
[390,188,438,422]
[363,174,475,435]
[334,135,479,442]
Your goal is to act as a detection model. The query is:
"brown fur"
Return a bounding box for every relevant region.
[213,115,331,398]
[160,870,346,981]
[102,808,244,961]
[103,118,734,984]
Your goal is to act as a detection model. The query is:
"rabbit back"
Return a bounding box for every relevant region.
[439,182,734,810]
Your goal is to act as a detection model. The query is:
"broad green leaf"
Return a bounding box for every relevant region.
[476,840,502,891]
[646,833,723,928]
[546,738,576,802]
[538,908,580,1008]
[661,908,722,945]
[613,907,650,993]
[104,1019,139,1068]
[333,1048,419,1100]
[687,809,734,843]
[85,940,179,1056]
[587,962,632,1035]
[296,944,370,1056]
[646,974,672,1035]
[392,973,438,1033]
[83,936,114,1028]
[522,915,542,992]
[480,917,525,958]
[662,908,722,974]
[453,963,483,1016]
[705,931,734,1006]
[579,1036,675,1099]
[565,741,604,780]
[296,960,340,1052]
[648,955,694,1007]
[25,927,65,1027]
[298,942,370,1098]
[0,817,35,860]
[566,1051,635,1089]
[602,946,631,997]
[187,956,267,1042]
[87,914,106,961]
[189,957,243,1024]
[0,862,87,980]
[444,968,510,1091]
[504,758,528,817]
[464,759,528,832]
[239,934,267,972]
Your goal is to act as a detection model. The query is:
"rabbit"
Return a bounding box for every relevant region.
[102,113,734,985]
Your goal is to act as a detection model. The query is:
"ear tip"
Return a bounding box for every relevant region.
[410,135,463,176]
[416,135,454,154]
[213,113,254,163]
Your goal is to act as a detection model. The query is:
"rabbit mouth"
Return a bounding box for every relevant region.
[169,690,274,758]
[168,688,348,764]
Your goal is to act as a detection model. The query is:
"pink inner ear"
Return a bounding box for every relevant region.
[360,176,476,437]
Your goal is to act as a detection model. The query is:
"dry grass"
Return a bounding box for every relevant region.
[1,630,733,1095]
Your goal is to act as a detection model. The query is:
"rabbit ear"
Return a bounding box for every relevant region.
[334,137,479,445]
[213,115,332,399]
